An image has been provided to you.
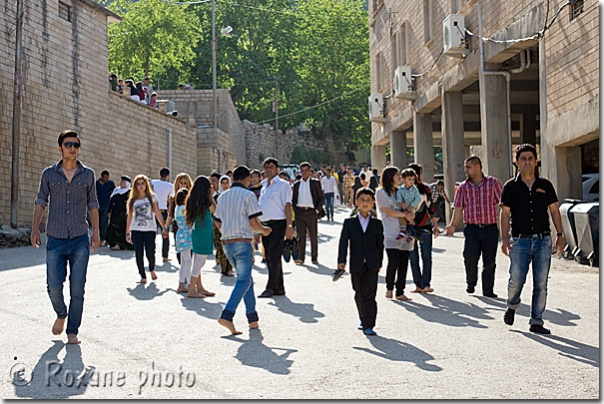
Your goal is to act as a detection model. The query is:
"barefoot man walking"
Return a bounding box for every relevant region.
[30,130,100,344]
[214,166,272,335]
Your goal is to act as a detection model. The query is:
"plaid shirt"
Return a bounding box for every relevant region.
[35,160,99,239]
[429,184,448,203]
[453,175,502,225]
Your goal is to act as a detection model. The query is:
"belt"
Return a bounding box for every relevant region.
[467,223,496,228]
[516,231,550,239]
[222,238,252,245]
[262,219,285,225]
[296,207,314,210]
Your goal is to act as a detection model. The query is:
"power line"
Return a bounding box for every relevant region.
[253,84,369,124]
[465,0,575,43]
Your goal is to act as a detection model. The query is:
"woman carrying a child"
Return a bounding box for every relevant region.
[375,167,416,301]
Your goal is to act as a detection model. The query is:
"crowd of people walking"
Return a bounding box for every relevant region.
[31,131,565,342]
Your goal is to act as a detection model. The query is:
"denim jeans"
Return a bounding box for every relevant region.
[221,242,259,323]
[324,193,334,220]
[410,227,432,289]
[98,205,109,242]
[506,235,552,325]
[46,233,90,335]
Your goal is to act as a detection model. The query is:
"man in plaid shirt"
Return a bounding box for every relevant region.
[445,156,502,298]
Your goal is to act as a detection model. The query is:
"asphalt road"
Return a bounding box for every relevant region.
[0,205,599,399]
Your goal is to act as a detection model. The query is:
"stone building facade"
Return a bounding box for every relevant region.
[369,0,599,208]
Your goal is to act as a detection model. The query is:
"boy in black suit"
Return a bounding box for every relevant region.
[337,188,384,336]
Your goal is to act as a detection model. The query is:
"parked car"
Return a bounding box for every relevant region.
[582,173,599,202]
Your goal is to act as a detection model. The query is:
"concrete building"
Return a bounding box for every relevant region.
[369,0,599,211]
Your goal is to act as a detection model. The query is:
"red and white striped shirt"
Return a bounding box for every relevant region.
[453,175,502,225]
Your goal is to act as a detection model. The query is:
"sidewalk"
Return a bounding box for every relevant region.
[0,204,598,399]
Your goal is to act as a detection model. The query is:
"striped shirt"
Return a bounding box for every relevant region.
[214,183,263,240]
[453,175,503,225]
[258,177,292,221]
[35,160,99,239]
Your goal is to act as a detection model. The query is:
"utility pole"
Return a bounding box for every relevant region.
[274,77,279,133]
[273,77,279,156]
[11,0,24,229]
[211,0,217,132]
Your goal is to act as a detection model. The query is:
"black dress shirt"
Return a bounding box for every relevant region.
[500,175,558,236]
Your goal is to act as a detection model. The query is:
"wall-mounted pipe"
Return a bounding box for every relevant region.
[167,127,173,174]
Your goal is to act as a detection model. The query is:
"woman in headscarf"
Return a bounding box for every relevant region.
[106,175,133,250]
[212,174,234,276]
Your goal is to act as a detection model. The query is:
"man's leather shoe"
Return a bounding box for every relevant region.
[258,289,274,298]
[529,324,551,334]
[483,292,498,298]
[503,308,515,325]
[282,240,291,263]
[466,286,475,294]
[363,328,377,336]
[294,260,304,265]
[273,289,286,295]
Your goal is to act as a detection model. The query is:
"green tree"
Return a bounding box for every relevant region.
[293,0,370,148]
[107,0,201,80]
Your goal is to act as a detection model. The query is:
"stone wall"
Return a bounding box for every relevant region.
[0,1,197,228]
[243,120,352,170]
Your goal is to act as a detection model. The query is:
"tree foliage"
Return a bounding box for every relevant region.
[105,0,370,147]
[107,0,201,80]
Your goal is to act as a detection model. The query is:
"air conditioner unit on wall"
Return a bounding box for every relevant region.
[368,93,386,122]
[394,66,415,100]
[443,14,470,58]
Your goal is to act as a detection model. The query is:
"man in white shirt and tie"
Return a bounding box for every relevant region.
[257,158,295,298]
[292,162,325,265]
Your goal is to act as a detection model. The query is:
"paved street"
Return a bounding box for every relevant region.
[0,205,599,399]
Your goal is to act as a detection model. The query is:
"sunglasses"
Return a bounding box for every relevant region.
[63,142,81,149]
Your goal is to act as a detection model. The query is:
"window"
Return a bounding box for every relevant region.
[423,0,433,45]
[58,1,71,22]
[376,53,382,91]
[570,0,584,21]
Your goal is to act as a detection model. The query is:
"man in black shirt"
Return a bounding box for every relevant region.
[499,144,565,334]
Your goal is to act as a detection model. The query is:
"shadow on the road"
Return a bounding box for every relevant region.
[432,247,446,253]
[353,335,442,372]
[267,296,325,323]
[180,295,222,319]
[92,246,134,260]
[0,246,47,271]
[475,297,581,327]
[231,329,297,375]
[14,341,92,399]
[304,262,334,277]
[512,330,599,367]
[252,263,268,276]
[394,295,491,328]
[126,283,170,300]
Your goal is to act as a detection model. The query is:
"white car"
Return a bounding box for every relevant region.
[582,173,599,202]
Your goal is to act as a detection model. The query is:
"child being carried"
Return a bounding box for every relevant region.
[396,168,421,241]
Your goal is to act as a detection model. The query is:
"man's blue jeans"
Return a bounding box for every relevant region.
[410,227,432,289]
[46,234,90,335]
[324,193,334,220]
[221,242,259,323]
[506,235,552,325]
